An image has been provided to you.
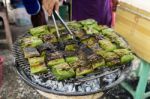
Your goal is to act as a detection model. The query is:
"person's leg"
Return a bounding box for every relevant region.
[31,0,47,27]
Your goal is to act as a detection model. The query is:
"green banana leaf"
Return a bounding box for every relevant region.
[99,39,117,52]
[52,63,75,80]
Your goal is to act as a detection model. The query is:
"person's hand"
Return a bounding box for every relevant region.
[42,0,59,16]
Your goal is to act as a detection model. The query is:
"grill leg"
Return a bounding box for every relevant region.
[121,59,150,99]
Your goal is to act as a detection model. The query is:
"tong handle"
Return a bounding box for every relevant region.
[54,11,75,39]
[52,13,60,38]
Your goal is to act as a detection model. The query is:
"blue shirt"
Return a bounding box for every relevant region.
[22,0,41,15]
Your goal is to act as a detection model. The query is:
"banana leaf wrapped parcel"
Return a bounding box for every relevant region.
[28,57,47,74]
[99,39,117,52]
[29,25,50,36]
[40,33,57,43]
[64,51,79,63]
[21,36,43,47]
[23,47,40,58]
[76,65,93,76]
[52,63,75,80]
[46,51,65,67]
[19,19,135,80]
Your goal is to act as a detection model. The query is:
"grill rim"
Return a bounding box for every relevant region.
[14,61,130,96]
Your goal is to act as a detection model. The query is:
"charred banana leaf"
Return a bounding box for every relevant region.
[92,59,105,69]
[99,39,117,52]
[76,66,93,76]
[28,57,47,74]
[103,52,120,66]
[79,19,97,26]
[40,33,57,43]
[23,47,40,58]
[21,36,43,47]
[37,43,55,55]
[29,25,49,36]
[121,54,134,64]
[52,63,75,80]
[81,37,97,48]
[113,49,131,57]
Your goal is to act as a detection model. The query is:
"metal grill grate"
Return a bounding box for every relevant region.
[12,34,131,96]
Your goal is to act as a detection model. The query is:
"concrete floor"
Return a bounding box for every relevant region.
[0,24,48,99]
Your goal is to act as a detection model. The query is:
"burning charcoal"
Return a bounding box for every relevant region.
[78,86,85,92]
[21,36,43,47]
[57,82,64,91]
[40,33,57,43]
[103,73,118,84]
[28,57,47,74]
[121,54,134,64]
[23,47,40,58]
[76,66,93,76]
[113,49,131,57]
[29,25,49,36]
[52,63,75,80]
[99,39,117,52]
[92,59,105,69]
[67,84,74,92]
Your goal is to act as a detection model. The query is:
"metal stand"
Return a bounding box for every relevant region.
[121,59,150,99]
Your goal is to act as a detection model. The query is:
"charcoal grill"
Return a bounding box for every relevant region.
[13,33,132,96]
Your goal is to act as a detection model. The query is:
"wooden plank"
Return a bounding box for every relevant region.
[114,3,150,63]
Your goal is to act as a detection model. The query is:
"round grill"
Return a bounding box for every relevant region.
[12,34,132,96]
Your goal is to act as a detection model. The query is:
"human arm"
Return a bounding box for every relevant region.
[42,0,59,16]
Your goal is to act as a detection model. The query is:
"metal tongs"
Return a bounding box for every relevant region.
[51,10,77,45]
